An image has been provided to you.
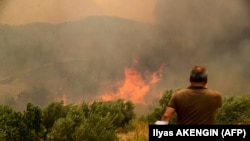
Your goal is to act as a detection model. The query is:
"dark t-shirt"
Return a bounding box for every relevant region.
[168,85,223,125]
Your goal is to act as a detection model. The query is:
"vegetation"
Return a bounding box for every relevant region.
[0,89,250,141]
[146,89,176,124]
[146,89,250,125]
[215,94,250,124]
[0,99,135,141]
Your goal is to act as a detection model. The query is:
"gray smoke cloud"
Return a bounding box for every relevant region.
[153,0,250,95]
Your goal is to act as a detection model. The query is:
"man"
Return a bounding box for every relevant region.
[160,65,223,125]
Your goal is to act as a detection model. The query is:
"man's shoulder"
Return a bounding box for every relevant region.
[206,88,221,94]
[206,88,222,97]
[173,88,191,95]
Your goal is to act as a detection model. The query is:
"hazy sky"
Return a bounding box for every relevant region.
[0,0,157,25]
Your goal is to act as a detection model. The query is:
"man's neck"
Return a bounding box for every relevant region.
[190,82,207,87]
[188,83,207,89]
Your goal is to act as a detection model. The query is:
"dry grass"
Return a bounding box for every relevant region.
[116,119,149,141]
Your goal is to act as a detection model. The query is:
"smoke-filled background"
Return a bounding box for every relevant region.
[0,0,249,114]
[155,0,250,92]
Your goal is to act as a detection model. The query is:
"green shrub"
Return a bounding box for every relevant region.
[147,89,177,124]
[216,93,250,124]
[147,89,250,125]
[46,99,135,141]
[89,99,135,128]
[42,101,70,136]
[0,103,45,141]
[74,112,118,141]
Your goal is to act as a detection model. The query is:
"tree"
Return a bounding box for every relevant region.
[147,89,177,124]
[74,112,118,141]
[0,105,26,141]
[216,93,250,124]
[46,117,75,141]
[23,103,44,141]
[89,99,135,128]
[45,99,135,140]
[42,101,69,139]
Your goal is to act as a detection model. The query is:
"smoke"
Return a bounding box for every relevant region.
[0,0,100,25]
[0,0,250,113]
[155,0,249,48]
[153,0,250,95]
[0,0,9,19]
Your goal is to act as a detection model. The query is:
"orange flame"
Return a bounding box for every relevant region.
[56,92,68,106]
[100,59,166,104]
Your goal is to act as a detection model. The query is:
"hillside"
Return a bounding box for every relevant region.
[0,16,162,111]
[0,15,250,112]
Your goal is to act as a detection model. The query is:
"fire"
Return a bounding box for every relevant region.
[100,59,166,104]
[56,92,68,106]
